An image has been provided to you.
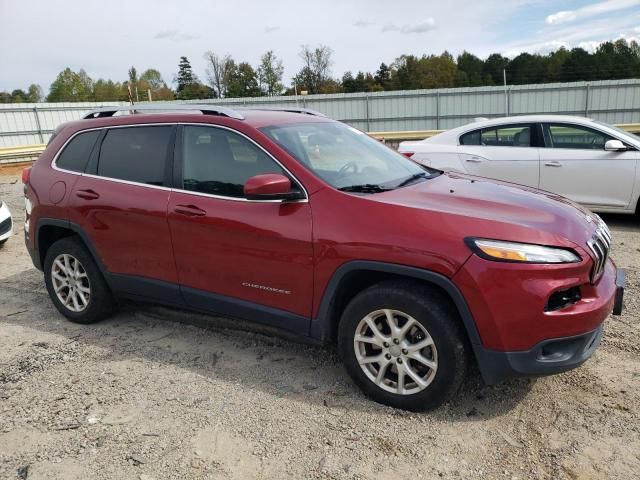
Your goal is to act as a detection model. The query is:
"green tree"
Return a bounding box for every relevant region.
[176,56,200,99]
[227,62,261,98]
[258,50,284,96]
[47,68,94,102]
[483,53,509,85]
[27,84,43,102]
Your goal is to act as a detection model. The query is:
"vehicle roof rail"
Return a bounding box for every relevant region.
[82,103,245,120]
[250,107,326,117]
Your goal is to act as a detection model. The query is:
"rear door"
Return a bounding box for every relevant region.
[539,123,637,209]
[457,123,540,187]
[68,125,179,289]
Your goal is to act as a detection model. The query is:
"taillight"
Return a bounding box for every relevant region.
[22,167,31,184]
[401,152,414,158]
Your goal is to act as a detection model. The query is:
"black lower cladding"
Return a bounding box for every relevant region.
[474,324,604,385]
[0,216,11,236]
[613,268,625,316]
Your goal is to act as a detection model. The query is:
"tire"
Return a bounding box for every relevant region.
[0,238,7,247]
[338,280,469,411]
[44,236,114,324]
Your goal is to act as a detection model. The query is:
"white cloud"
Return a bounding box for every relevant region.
[546,0,640,25]
[382,18,436,34]
[154,29,200,41]
[353,19,374,27]
[264,26,280,33]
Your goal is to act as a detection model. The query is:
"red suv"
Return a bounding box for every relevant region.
[23,105,625,411]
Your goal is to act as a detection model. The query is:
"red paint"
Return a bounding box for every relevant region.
[244,173,292,197]
[25,110,617,352]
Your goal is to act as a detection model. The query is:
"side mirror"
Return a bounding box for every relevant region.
[243,174,304,201]
[604,139,626,151]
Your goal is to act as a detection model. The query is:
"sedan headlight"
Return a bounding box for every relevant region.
[466,238,580,263]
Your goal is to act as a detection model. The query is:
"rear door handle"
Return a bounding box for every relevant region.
[465,156,484,163]
[75,189,100,200]
[174,204,206,217]
[544,161,563,167]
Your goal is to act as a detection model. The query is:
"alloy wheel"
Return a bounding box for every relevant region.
[51,253,91,312]
[353,309,438,395]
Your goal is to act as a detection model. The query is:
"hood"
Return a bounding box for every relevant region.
[373,171,599,249]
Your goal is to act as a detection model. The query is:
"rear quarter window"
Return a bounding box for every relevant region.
[97,126,174,186]
[55,130,101,172]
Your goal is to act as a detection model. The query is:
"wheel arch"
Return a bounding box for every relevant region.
[36,219,108,279]
[310,261,482,347]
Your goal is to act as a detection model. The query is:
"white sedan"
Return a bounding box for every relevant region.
[398,115,640,214]
[0,198,12,245]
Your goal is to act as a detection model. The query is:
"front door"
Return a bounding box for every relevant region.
[539,123,638,209]
[167,125,314,333]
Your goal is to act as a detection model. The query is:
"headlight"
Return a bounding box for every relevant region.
[466,238,580,263]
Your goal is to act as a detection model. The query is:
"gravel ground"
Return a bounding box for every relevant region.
[1,171,639,480]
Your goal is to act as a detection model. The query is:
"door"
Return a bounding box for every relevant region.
[539,123,638,209]
[167,125,314,329]
[457,123,540,187]
[68,125,179,286]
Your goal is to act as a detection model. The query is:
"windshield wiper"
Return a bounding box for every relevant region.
[338,184,392,193]
[395,172,428,188]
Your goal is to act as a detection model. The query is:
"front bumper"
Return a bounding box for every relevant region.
[473,268,625,384]
[475,325,603,384]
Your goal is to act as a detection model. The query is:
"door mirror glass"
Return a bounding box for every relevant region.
[244,174,303,201]
[604,139,626,151]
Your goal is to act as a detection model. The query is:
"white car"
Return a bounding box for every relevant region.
[398,115,640,214]
[0,199,12,245]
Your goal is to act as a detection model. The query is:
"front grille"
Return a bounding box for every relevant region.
[587,217,611,283]
[0,216,11,236]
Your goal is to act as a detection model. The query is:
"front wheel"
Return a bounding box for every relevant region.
[338,281,469,411]
[44,236,114,324]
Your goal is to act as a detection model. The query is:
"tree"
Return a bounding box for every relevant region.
[27,84,43,102]
[294,45,334,94]
[47,68,94,101]
[374,63,391,89]
[139,69,164,90]
[227,62,261,98]
[128,66,138,86]
[204,51,234,98]
[258,50,284,96]
[176,56,196,93]
[457,51,490,86]
[483,53,509,85]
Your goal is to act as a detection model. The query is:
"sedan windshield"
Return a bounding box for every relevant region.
[260,122,438,191]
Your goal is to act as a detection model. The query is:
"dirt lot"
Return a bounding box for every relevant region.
[1,170,639,480]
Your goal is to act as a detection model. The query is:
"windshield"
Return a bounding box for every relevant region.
[260,122,437,191]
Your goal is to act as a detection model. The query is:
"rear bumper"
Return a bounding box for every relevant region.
[475,324,603,384]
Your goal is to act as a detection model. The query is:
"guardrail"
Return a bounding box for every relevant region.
[1,123,639,167]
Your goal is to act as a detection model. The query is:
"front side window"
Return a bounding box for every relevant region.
[544,123,612,149]
[260,122,432,191]
[97,126,173,186]
[56,130,100,172]
[181,125,285,198]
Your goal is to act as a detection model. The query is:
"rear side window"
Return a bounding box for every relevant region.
[56,130,100,172]
[98,126,173,186]
[460,124,533,147]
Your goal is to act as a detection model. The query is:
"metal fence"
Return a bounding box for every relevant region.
[1,78,640,147]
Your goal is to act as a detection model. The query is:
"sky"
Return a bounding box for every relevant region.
[1,0,639,93]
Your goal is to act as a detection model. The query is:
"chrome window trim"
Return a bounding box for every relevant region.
[50,122,309,203]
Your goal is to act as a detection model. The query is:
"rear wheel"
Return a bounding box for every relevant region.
[338,281,468,411]
[44,236,114,324]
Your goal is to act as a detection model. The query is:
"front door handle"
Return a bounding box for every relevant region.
[544,161,563,167]
[75,189,100,200]
[174,204,206,217]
